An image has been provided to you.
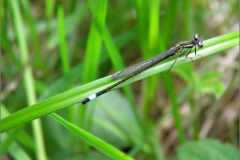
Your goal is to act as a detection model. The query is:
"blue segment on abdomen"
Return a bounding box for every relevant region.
[88,94,97,101]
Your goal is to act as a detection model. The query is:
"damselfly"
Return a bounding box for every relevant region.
[81,34,203,105]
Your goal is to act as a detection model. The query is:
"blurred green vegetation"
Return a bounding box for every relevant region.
[1,0,239,160]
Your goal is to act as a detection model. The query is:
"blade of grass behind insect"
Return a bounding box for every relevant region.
[133,0,149,58]
[148,0,160,54]
[161,61,186,144]
[82,0,107,84]
[147,5,168,153]
[133,1,150,138]
[100,25,146,137]
[161,0,179,46]
[84,7,147,145]
[160,0,186,144]
[9,1,47,159]
[57,1,77,148]
[142,0,161,122]
[162,74,186,143]
[144,1,166,158]
[20,0,45,72]
[182,0,198,140]
[161,60,186,144]
[57,1,70,74]
[80,0,108,153]
[2,33,238,133]
[50,113,134,160]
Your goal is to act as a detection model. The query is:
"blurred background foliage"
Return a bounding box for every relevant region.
[1,0,239,160]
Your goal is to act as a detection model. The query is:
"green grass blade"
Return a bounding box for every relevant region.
[133,0,149,58]
[148,0,160,53]
[142,0,161,123]
[171,0,191,143]
[160,0,182,145]
[80,0,108,152]
[1,1,21,69]
[57,1,70,74]
[20,0,45,72]
[161,0,179,46]
[56,1,76,148]
[82,0,107,84]
[163,74,186,143]
[80,1,107,124]
[80,0,107,118]
[8,1,47,159]
[50,113,134,160]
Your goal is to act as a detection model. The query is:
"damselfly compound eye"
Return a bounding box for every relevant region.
[198,40,203,48]
[194,34,200,40]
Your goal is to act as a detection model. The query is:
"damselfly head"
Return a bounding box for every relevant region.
[194,34,203,49]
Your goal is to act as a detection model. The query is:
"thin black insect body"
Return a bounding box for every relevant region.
[81,34,203,105]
